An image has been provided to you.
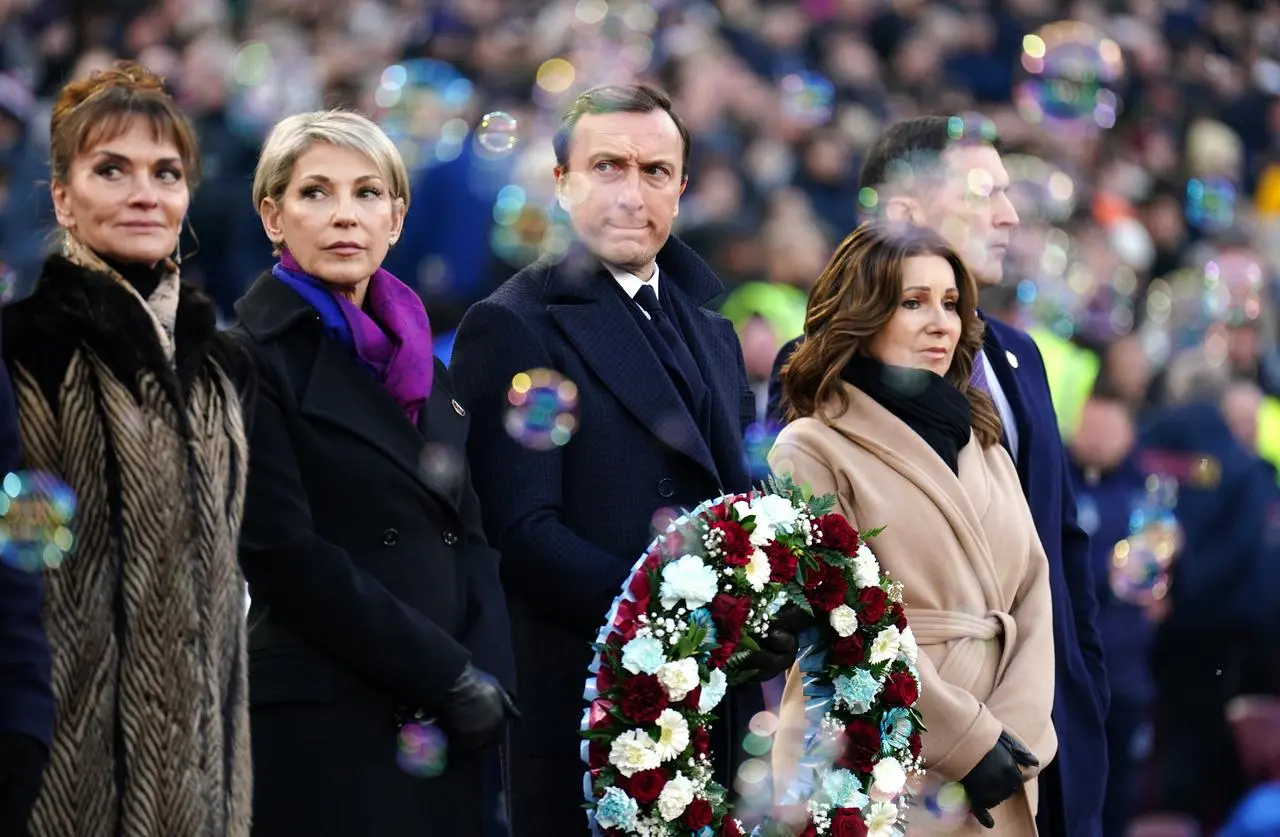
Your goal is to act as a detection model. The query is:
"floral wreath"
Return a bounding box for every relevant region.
[581,477,924,837]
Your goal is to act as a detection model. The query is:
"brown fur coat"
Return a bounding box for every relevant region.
[2,244,253,837]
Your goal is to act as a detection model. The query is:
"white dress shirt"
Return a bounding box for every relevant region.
[606,263,659,319]
[980,348,1020,460]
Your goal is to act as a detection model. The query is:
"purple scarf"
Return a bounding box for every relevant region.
[274,250,433,424]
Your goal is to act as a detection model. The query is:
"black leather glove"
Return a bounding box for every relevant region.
[739,605,811,683]
[961,731,1038,829]
[0,732,48,834]
[436,664,520,753]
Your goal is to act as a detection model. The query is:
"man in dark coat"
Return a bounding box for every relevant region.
[0,324,53,834]
[450,84,799,837]
[768,116,1110,837]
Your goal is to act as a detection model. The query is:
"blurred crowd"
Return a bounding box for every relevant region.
[4,0,1280,835]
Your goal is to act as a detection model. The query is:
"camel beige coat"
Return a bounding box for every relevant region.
[768,383,1056,836]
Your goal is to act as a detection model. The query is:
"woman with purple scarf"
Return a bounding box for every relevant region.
[228,110,517,837]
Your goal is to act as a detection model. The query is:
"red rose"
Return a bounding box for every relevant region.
[626,768,669,805]
[711,593,752,640]
[829,634,866,667]
[692,726,711,756]
[620,675,668,724]
[815,513,860,553]
[763,541,798,583]
[831,808,870,837]
[711,520,753,567]
[723,817,744,837]
[857,586,888,623]
[615,598,646,642]
[837,718,882,773]
[797,824,817,837]
[709,637,739,667]
[588,740,607,769]
[596,663,616,693]
[681,685,702,711]
[804,563,849,612]
[628,569,651,608]
[909,732,923,760]
[884,672,919,707]
[889,601,907,630]
[682,799,714,830]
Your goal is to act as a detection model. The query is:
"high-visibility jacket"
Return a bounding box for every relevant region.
[1028,327,1100,442]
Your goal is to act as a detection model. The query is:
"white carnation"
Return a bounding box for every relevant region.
[871,757,907,800]
[829,604,859,637]
[698,668,728,713]
[656,658,700,702]
[735,494,799,545]
[609,729,662,777]
[656,772,697,821]
[853,544,881,588]
[659,555,719,610]
[898,626,919,665]
[655,709,691,761]
[745,548,771,592]
[869,625,902,665]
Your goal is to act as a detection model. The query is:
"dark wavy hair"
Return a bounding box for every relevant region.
[781,221,1003,448]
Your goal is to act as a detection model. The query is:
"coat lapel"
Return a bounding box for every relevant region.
[236,274,461,519]
[827,384,1005,604]
[981,319,1036,483]
[664,279,750,492]
[546,251,719,480]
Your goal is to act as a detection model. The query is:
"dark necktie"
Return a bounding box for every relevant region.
[633,284,707,409]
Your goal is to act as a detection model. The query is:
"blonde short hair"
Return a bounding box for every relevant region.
[252,109,411,213]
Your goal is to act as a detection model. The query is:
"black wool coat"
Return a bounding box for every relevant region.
[229,274,515,837]
[450,236,761,837]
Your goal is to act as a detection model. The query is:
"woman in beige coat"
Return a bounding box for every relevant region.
[769,223,1056,835]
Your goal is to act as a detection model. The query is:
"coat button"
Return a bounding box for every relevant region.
[657,477,675,498]
[382,528,399,546]
[442,529,459,547]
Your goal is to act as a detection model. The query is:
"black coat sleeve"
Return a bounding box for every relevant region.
[237,347,471,713]
[450,300,634,633]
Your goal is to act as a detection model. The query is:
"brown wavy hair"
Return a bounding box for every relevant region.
[50,61,201,187]
[781,222,1003,448]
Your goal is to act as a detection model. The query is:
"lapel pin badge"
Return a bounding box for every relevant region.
[452,399,466,417]
[1006,350,1019,369]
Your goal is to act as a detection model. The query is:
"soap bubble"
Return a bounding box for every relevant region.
[1185,177,1237,234]
[419,443,466,495]
[779,72,835,128]
[907,776,971,832]
[396,721,448,778]
[504,369,580,451]
[375,58,474,169]
[1015,21,1125,136]
[1110,475,1182,606]
[226,37,322,140]
[743,421,781,480]
[476,111,519,156]
[0,263,16,304]
[0,471,77,573]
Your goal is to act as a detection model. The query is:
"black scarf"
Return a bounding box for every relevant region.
[101,254,166,300]
[841,354,972,474]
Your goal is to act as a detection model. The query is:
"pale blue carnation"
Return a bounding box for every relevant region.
[881,707,914,753]
[821,768,871,810]
[621,635,666,675]
[595,786,640,831]
[833,670,880,714]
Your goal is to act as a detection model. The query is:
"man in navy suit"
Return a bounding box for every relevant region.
[452,84,800,837]
[0,327,54,834]
[769,116,1109,837]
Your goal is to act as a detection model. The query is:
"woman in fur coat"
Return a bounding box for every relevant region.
[0,62,253,837]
